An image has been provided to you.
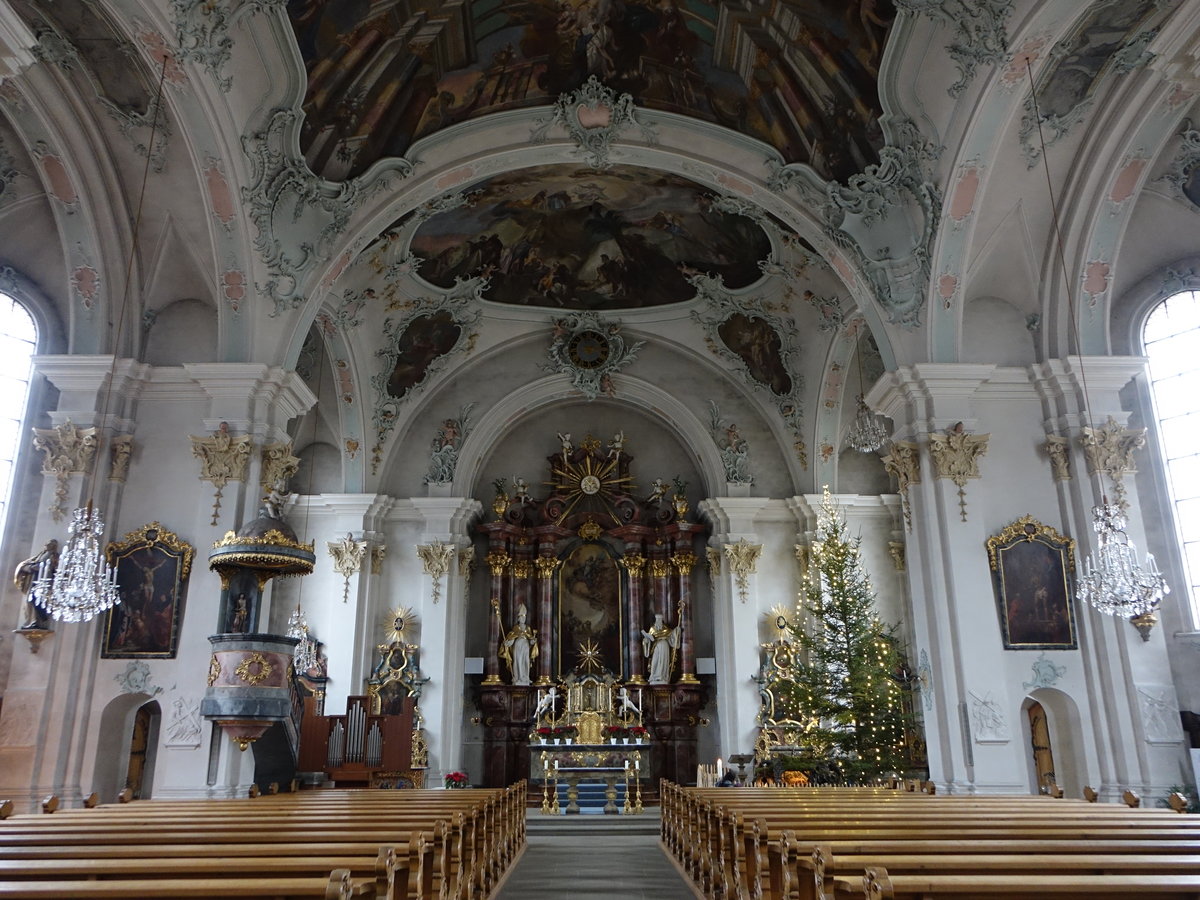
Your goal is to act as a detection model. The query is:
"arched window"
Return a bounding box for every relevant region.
[1143,290,1200,615]
[0,294,37,528]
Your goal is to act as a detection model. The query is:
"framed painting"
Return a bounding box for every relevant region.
[557,541,622,678]
[102,522,193,659]
[986,516,1077,650]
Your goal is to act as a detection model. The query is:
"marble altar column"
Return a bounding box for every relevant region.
[650,555,671,620]
[511,553,532,632]
[483,549,510,685]
[534,556,557,684]
[621,551,647,683]
[672,551,699,684]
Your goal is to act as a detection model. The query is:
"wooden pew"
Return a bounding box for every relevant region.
[0,784,527,900]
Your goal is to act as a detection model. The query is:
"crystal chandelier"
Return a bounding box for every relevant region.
[287,605,318,672]
[1076,504,1168,619]
[30,501,120,623]
[846,394,889,453]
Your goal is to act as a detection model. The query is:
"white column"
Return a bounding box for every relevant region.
[409,498,481,784]
[699,497,774,764]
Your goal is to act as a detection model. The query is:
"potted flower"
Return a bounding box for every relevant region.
[604,725,627,745]
[535,726,553,744]
[556,725,577,745]
[628,726,648,744]
[444,771,469,789]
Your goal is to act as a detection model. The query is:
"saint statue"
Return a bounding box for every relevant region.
[227,593,249,633]
[13,539,58,629]
[642,613,679,684]
[500,603,539,686]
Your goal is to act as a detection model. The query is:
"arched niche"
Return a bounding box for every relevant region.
[91,694,161,803]
[144,298,218,366]
[1020,688,1085,799]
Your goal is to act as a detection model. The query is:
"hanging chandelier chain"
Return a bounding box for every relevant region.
[1026,60,1167,622]
[29,58,168,625]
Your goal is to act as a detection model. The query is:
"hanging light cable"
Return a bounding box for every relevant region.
[30,58,169,623]
[1026,60,1168,624]
[286,327,329,672]
[845,320,889,453]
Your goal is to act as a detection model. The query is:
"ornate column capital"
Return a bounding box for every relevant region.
[1080,415,1146,510]
[621,552,646,576]
[485,550,511,576]
[882,440,921,531]
[723,538,762,604]
[511,559,532,579]
[671,551,698,574]
[533,556,558,578]
[928,426,989,522]
[649,558,671,578]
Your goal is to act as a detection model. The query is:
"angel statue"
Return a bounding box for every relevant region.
[534,686,558,721]
[616,685,641,719]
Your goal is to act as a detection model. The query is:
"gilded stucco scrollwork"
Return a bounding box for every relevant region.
[928,425,989,522]
[370,544,386,576]
[32,419,97,521]
[328,533,368,604]
[417,540,456,604]
[190,423,252,525]
[724,539,762,604]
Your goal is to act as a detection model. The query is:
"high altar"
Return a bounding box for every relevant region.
[475,433,707,789]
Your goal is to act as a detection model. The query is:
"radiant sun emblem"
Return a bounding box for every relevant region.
[547,433,635,523]
[577,639,603,673]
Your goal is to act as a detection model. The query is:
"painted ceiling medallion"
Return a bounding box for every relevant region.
[408,164,770,310]
[545,312,644,400]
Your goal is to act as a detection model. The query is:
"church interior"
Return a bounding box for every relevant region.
[1,1,1200,880]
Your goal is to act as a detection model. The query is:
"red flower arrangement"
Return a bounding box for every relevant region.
[536,726,553,737]
[604,725,628,736]
[444,771,469,789]
[628,726,648,739]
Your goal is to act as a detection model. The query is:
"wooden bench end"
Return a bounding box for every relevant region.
[116,787,133,803]
[0,800,12,819]
[1167,791,1190,813]
[863,866,893,900]
[82,791,100,808]
[1083,784,1098,802]
[40,794,59,814]
[248,784,261,799]
[1122,788,1141,808]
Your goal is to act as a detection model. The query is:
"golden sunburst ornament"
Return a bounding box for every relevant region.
[383,605,417,645]
[547,433,635,524]
[577,639,603,673]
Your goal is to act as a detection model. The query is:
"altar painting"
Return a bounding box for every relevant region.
[558,542,623,676]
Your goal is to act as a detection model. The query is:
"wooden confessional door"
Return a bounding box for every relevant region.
[125,705,152,799]
[1028,701,1056,792]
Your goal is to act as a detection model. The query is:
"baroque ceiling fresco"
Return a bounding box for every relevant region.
[408,164,772,309]
[286,0,895,183]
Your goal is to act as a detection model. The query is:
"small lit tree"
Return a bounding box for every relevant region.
[787,488,911,781]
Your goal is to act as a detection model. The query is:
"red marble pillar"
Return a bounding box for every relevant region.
[672,551,699,684]
[483,549,510,685]
[621,551,647,684]
[534,555,557,685]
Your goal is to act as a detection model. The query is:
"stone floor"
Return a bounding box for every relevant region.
[495,809,699,899]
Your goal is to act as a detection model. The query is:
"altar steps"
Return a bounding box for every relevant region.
[526,806,661,836]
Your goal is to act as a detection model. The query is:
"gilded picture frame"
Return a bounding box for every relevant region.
[986,515,1077,650]
[102,522,194,659]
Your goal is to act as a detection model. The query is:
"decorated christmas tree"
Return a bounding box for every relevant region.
[787,488,912,781]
